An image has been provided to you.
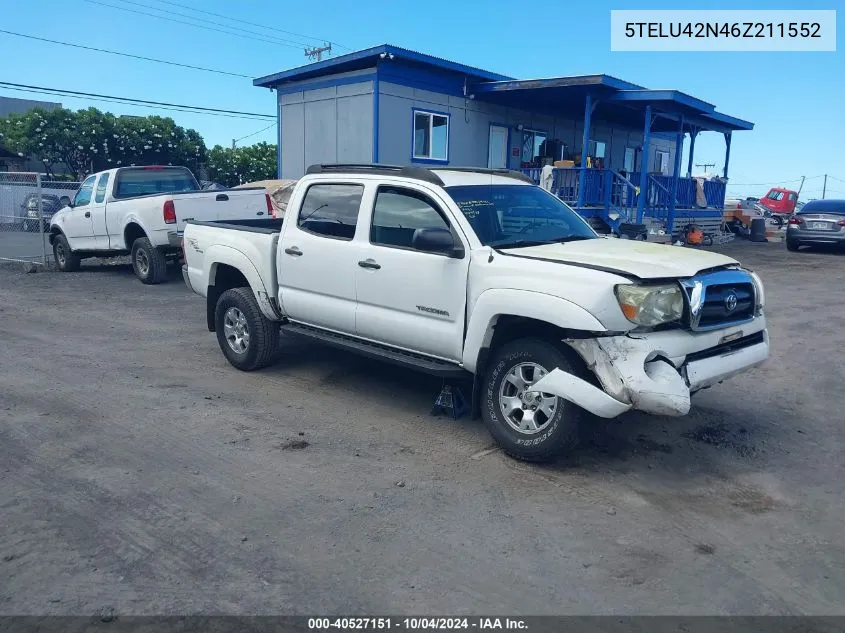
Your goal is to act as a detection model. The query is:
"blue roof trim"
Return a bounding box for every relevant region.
[702,111,754,131]
[470,74,641,94]
[254,44,512,88]
[609,89,716,112]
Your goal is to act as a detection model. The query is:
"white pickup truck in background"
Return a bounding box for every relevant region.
[49,166,272,283]
[182,164,770,462]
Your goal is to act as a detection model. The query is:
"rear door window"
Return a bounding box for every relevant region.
[297,183,364,240]
[95,172,110,203]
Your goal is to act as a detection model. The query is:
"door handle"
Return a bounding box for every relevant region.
[358,259,381,270]
[284,246,302,256]
[215,193,229,201]
[84,211,91,218]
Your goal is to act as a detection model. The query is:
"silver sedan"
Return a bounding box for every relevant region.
[786,199,845,252]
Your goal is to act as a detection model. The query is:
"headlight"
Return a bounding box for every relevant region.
[748,270,765,309]
[615,283,684,327]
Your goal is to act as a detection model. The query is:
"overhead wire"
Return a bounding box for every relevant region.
[83,0,304,49]
[148,0,351,50]
[233,123,277,144]
[0,29,254,78]
[0,81,275,120]
[107,0,318,48]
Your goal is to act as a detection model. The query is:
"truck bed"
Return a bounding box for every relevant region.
[182,218,285,302]
[188,218,284,233]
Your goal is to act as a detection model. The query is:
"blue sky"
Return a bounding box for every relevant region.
[1,0,842,198]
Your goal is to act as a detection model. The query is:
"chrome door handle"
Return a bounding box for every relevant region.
[358,259,381,270]
[284,246,302,256]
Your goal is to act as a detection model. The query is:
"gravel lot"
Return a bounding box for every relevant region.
[1,242,843,616]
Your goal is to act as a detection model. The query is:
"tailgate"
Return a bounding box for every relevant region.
[171,189,269,232]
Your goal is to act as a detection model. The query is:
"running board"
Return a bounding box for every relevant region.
[280,322,469,379]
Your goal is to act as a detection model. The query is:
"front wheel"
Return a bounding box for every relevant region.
[481,338,584,462]
[52,233,81,272]
[214,287,279,371]
[131,237,168,284]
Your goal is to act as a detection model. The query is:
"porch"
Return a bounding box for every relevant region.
[521,167,728,236]
[467,74,754,237]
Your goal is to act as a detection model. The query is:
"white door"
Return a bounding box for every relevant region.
[277,182,365,335]
[89,172,110,249]
[61,175,96,250]
[354,184,469,361]
[488,125,509,169]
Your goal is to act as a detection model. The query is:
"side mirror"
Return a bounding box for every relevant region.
[412,227,464,258]
[60,196,72,208]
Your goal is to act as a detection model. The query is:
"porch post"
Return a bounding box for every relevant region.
[576,94,592,211]
[723,132,732,179]
[636,105,652,224]
[686,129,697,177]
[668,117,684,234]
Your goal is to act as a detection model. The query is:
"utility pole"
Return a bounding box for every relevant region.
[231,139,236,149]
[695,162,716,173]
[822,174,827,199]
[797,175,805,196]
[304,43,332,62]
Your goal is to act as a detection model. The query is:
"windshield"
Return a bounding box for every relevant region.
[445,184,597,248]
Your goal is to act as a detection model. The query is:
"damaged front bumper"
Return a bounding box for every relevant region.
[531,317,769,419]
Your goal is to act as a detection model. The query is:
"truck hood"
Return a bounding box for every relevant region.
[499,238,739,279]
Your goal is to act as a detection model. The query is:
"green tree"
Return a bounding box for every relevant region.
[206,142,277,187]
[0,107,207,179]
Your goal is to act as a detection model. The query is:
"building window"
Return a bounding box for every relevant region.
[588,140,606,159]
[655,150,670,175]
[521,130,547,167]
[624,147,636,173]
[413,110,449,162]
[297,183,364,240]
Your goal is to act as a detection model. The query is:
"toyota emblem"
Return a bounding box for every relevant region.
[724,291,738,313]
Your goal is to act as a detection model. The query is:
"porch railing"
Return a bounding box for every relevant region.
[522,167,728,233]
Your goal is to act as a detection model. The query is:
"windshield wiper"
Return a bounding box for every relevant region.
[491,239,555,249]
[555,235,593,243]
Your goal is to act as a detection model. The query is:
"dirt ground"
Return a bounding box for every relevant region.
[1,242,843,616]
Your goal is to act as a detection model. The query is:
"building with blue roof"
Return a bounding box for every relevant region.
[254,44,753,235]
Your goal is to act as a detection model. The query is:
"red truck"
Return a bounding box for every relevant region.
[758,187,799,215]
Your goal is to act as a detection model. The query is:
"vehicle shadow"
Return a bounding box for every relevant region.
[268,336,786,485]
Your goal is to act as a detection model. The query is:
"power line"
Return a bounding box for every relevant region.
[0,29,253,78]
[725,175,825,187]
[148,0,350,50]
[233,122,277,144]
[108,0,317,48]
[0,81,275,120]
[83,0,303,49]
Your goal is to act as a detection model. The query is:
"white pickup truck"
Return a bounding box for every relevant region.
[49,166,272,283]
[182,164,769,461]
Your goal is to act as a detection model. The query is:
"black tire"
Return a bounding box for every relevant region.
[131,237,168,284]
[214,287,279,371]
[786,238,800,252]
[481,337,583,462]
[52,233,81,272]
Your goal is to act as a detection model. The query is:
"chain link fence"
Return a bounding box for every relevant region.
[0,172,80,265]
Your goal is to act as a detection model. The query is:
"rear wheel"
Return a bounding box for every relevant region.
[481,338,583,462]
[131,237,168,284]
[52,233,81,272]
[214,287,279,371]
[786,238,800,252]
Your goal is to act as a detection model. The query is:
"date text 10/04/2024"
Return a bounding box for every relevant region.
[307,618,528,630]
